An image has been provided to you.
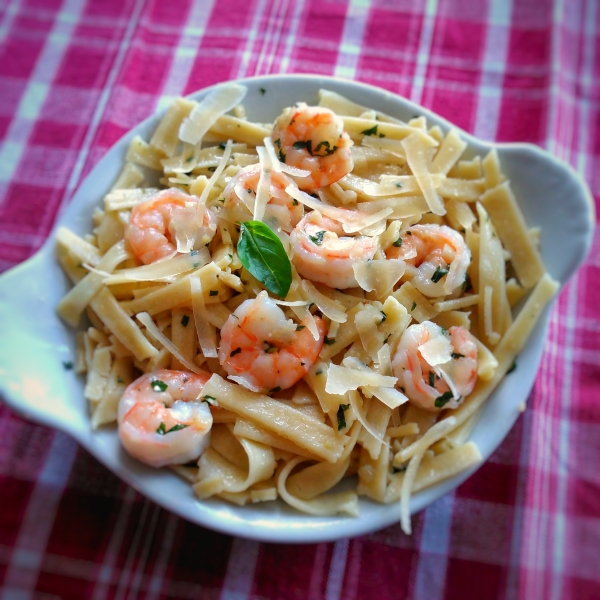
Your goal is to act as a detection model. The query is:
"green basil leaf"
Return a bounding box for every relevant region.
[237,221,292,297]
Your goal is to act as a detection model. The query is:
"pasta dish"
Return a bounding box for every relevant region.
[55,83,557,534]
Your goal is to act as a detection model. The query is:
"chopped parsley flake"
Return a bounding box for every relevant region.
[507,360,517,374]
[157,422,189,435]
[208,166,217,172]
[451,352,464,359]
[434,391,454,408]
[431,265,449,283]
[379,310,387,323]
[393,237,403,247]
[324,337,336,345]
[296,325,306,331]
[384,333,392,344]
[316,369,323,375]
[361,125,378,136]
[337,403,350,431]
[218,142,227,150]
[209,290,218,296]
[151,380,168,393]
[202,395,216,405]
[62,360,73,370]
[270,386,281,393]
[260,87,266,95]
[309,230,326,246]
[410,301,417,312]
[428,371,435,387]
[117,376,124,384]
[230,348,242,357]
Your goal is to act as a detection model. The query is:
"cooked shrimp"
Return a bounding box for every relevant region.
[126,188,217,264]
[290,211,377,289]
[271,103,353,190]
[392,322,478,412]
[386,224,470,297]
[222,165,303,232]
[218,291,326,393]
[118,369,213,468]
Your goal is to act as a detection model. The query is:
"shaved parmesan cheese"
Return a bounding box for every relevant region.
[418,335,452,367]
[353,259,405,298]
[136,312,205,375]
[354,304,385,357]
[401,131,446,216]
[342,357,407,409]
[357,196,428,220]
[361,135,406,159]
[190,273,218,358]
[197,140,233,207]
[254,146,271,222]
[264,136,310,178]
[179,84,247,145]
[104,188,159,212]
[301,280,347,324]
[325,363,397,395]
[105,248,210,284]
[286,185,392,233]
[347,390,390,450]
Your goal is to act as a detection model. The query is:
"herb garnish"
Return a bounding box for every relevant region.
[237,221,292,297]
[451,353,464,359]
[202,395,216,405]
[379,310,387,323]
[209,290,218,296]
[156,422,189,435]
[208,166,217,172]
[151,380,168,392]
[410,301,417,312]
[428,371,435,387]
[431,265,449,283]
[296,325,306,331]
[230,348,242,357]
[361,125,378,136]
[260,87,266,95]
[324,337,336,345]
[309,230,326,246]
[393,238,403,247]
[337,403,350,430]
[507,360,517,374]
[270,386,281,393]
[434,391,454,408]
[181,315,190,327]
[62,360,73,370]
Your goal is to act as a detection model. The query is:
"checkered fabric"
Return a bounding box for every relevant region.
[1,0,599,598]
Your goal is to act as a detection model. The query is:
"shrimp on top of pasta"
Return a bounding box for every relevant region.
[56,83,556,535]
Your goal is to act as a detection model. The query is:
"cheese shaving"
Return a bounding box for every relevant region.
[190,273,218,358]
[136,312,205,374]
[325,363,397,395]
[418,335,452,367]
[264,136,310,177]
[347,390,390,450]
[401,131,446,216]
[286,185,392,233]
[179,84,247,145]
[352,259,405,297]
[254,146,271,222]
[301,280,347,323]
[105,248,210,284]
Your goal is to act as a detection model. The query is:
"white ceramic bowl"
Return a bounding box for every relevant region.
[0,75,595,543]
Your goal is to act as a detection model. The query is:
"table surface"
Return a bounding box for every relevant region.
[1,0,599,598]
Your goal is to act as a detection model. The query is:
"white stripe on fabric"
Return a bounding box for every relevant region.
[0,0,84,189]
[325,538,349,600]
[412,494,454,600]
[333,0,370,80]
[219,538,260,600]
[0,0,22,43]
[255,0,288,76]
[235,0,268,78]
[156,0,215,112]
[117,502,161,600]
[90,486,137,600]
[473,0,513,140]
[0,432,78,600]
[55,0,146,221]
[551,2,595,592]
[278,0,304,73]
[410,0,438,106]
[544,0,565,157]
[145,513,179,600]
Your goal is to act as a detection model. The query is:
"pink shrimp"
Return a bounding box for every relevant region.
[271,103,353,190]
[126,188,217,264]
[290,211,378,289]
[222,165,303,232]
[391,322,478,412]
[218,291,326,393]
[118,369,213,467]
[386,224,470,297]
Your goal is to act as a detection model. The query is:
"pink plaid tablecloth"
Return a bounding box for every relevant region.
[1,0,599,598]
